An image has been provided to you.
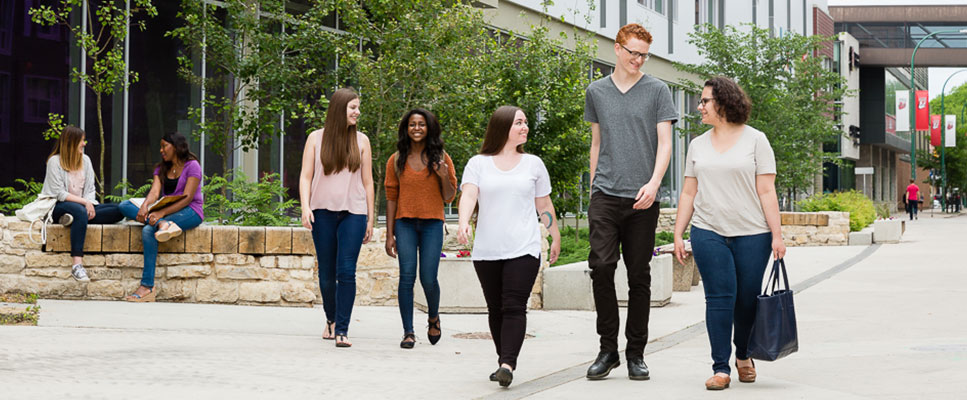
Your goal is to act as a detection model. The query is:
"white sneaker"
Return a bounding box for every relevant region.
[71,264,90,282]
[59,214,74,226]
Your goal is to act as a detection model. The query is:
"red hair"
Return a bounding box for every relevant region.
[615,23,653,45]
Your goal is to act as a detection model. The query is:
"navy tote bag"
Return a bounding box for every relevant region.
[747,258,799,361]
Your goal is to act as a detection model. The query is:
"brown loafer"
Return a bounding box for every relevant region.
[736,359,756,383]
[705,375,731,390]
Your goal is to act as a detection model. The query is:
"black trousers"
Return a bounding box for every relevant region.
[473,255,540,370]
[587,191,660,359]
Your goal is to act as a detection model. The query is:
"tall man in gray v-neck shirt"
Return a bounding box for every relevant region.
[583,23,678,381]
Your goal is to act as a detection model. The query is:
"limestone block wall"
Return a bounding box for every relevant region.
[0,216,548,308]
[779,212,850,246]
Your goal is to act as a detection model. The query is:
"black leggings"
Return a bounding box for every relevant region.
[473,255,540,370]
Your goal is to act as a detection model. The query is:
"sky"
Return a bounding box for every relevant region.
[930,68,967,102]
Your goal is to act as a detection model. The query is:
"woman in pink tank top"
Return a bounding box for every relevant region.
[299,87,375,348]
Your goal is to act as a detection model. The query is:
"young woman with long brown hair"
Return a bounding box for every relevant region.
[299,87,375,348]
[457,106,561,387]
[39,125,123,281]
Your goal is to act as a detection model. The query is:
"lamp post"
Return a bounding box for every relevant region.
[939,69,967,212]
[909,29,967,181]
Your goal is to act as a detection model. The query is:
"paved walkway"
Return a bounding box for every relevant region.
[1,214,963,399]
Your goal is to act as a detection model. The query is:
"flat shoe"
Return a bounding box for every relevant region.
[428,317,441,345]
[495,367,513,387]
[400,333,416,349]
[736,359,756,383]
[322,320,335,340]
[705,375,731,390]
[155,223,183,242]
[335,334,352,348]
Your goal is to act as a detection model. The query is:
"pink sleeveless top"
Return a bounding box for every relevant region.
[309,130,368,215]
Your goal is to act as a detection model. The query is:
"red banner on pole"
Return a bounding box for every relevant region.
[930,114,942,147]
[916,90,930,130]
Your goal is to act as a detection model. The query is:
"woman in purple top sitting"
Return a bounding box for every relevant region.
[118,133,204,302]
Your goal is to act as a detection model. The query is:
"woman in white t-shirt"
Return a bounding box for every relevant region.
[457,106,561,388]
[672,77,786,390]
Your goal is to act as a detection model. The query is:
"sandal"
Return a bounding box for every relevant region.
[400,333,416,349]
[155,221,183,243]
[428,316,442,345]
[124,286,157,303]
[322,320,335,340]
[335,334,352,348]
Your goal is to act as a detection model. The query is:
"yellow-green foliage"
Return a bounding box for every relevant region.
[798,190,875,232]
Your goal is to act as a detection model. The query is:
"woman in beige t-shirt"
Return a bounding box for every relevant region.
[672,77,785,391]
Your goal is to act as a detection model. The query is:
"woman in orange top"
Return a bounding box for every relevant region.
[384,108,457,349]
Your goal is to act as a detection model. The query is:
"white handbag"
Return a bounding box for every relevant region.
[15,195,57,245]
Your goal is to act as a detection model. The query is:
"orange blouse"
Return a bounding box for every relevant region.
[384,152,458,221]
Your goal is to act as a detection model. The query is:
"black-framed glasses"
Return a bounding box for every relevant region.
[620,44,650,61]
[698,97,715,107]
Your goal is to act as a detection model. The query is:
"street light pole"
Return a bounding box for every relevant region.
[909,29,967,181]
[939,69,967,212]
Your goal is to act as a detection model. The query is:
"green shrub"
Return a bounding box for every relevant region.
[874,202,894,220]
[798,190,875,231]
[203,170,298,226]
[0,179,42,214]
[104,179,154,203]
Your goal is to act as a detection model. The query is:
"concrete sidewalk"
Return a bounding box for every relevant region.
[0,215,962,399]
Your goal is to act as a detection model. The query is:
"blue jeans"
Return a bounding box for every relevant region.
[311,209,367,336]
[52,202,123,257]
[690,226,772,375]
[119,200,203,287]
[394,218,444,334]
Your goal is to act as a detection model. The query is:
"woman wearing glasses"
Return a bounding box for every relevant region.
[672,77,785,390]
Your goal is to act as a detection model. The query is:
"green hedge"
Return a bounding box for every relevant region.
[797,190,875,232]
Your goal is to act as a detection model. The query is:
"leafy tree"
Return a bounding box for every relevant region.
[30,0,158,201]
[479,23,595,219]
[674,24,850,204]
[919,83,967,196]
[166,0,338,179]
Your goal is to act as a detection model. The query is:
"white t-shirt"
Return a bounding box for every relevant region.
[461,154,552,261]
[684,125,777,237]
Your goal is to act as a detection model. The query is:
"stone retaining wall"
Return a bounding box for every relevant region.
[656,209,850,246]
[0,215,546,308]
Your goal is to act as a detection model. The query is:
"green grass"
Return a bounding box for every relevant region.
[552,227,687,266]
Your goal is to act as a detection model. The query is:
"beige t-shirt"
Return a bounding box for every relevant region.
[684,125,776,237]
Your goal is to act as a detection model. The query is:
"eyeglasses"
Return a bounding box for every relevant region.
[698,97,715,107]
[620,44,650,61]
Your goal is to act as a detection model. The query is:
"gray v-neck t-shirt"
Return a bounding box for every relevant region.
[584,74,679,199]
[684,125,777,237]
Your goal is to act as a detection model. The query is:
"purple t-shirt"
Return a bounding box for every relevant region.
[154,160,204,220]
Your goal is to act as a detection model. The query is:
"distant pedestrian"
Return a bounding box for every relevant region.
[905,179,919,220]
[40,126,123,282]
[672,77,786,390]
[384,108,457,349]
[299,87,375,348]
[583,23,677,382]
[457,106,561,388]
[118,132,205,302]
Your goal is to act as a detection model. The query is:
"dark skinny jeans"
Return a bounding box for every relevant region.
[51,201,123,257]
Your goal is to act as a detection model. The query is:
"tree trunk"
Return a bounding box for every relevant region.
[95,92,106,202]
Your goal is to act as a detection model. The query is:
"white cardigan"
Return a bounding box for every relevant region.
[39,155,98,204]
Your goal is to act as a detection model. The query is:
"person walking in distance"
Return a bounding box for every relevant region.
[583,23,677,381]
[905,179,919,220]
